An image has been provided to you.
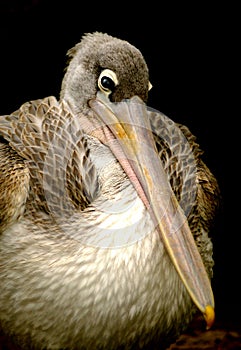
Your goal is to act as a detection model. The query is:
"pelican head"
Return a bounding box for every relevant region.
[60,32,150,114]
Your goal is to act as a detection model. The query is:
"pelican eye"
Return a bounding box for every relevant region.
[101,76,115,91]
[98,69,119,95]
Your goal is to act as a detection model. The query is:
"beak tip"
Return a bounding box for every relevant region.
[204,304,215,330]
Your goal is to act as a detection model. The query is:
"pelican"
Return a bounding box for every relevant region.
[0,32,220,349]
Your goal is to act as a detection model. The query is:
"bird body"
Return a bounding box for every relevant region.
[0,33,220,349]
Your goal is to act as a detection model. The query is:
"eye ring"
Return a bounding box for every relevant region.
[98,69,119,95]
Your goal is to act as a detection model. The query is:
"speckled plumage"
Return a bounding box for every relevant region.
[0,32,220,349]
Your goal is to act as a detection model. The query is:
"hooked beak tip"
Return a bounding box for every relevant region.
[204,305,215,330]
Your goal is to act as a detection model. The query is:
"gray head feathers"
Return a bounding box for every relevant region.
[60,32,149,114]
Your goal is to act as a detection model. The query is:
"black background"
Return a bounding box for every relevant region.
[0,0,235,330]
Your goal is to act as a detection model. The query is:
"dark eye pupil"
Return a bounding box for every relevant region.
[101,76,115,91]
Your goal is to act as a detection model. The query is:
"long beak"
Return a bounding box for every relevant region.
[89,95,215,329]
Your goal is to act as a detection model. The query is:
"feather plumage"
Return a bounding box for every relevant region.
[0,32,220,349]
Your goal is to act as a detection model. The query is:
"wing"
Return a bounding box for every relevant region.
[0,139,30,232]
[0,97,99,228]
